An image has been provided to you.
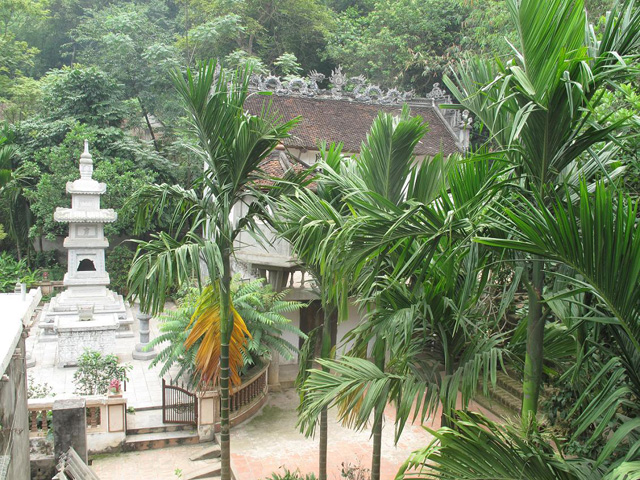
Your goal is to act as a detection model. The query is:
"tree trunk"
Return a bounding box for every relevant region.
[440,356,454,429]
[219,252,232,480]
[371,339,385,480]
[137,97,160,152]
[521,258,545,428]
[8,208,21,261]
[318,307,333,480]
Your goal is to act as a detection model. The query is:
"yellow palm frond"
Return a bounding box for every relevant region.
[185,283,251,387]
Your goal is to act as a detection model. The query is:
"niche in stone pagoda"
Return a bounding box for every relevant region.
[43,141,134,366]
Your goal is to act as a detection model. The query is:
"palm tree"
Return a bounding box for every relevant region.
[399,182,640,479]
[285,107,509,480]
[297,152,509,480]
[127,60,300,480]
[443,0,640,424]
[275,142,352,480]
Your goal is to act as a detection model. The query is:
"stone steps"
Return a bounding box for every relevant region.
[495,371,523,399]
[488,383,521,413]
[474,371,522,419]
[183,460,222,480]
[189,444,222,461]
[123,429,200,452]
[126,423,195,436]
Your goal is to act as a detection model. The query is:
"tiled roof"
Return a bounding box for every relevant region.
[254,151,315,189]
[244,95,461,156]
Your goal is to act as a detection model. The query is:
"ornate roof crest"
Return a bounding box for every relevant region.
[247,67,435,105]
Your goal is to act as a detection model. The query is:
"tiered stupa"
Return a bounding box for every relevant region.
[43,141,133,366]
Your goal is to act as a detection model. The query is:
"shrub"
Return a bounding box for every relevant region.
[266,468,318,480]
[147,276,305,386]
[27,379,54,399]
[72,349,131,396]
[33,250,65,281]
[340,461,371,480]
[106,245,135,296]
[0,251,38,292]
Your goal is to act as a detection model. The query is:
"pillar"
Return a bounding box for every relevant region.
[132,312,157,360]
[267,351,281,392]
[53,398,87,464]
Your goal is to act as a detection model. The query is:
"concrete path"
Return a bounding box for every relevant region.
[27,301,501,479]
[230,388,433,480]
[91,388,498,480]
[91,443,216,479]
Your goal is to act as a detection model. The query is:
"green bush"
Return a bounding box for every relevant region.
[106,245,135,296]
[28,379,55,399]
[0,251,38,292]
[72,349,131,396]
[147,277,305,386]
[33,250,65,281]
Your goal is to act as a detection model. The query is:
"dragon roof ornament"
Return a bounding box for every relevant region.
[247,66,461,106]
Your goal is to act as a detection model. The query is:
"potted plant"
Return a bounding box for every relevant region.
[108,379,122,397]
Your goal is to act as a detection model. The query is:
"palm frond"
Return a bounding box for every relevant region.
[185,282,251,387]
[396,412,602,480]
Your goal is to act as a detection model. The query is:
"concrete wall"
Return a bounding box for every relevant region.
[30,455,55,480]
[278,302,365,367]
[0,334,30,480]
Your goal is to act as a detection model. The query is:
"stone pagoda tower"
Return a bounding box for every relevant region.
[43,141,133,363]
[55,140,116,302]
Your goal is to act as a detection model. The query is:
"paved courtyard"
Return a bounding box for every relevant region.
[26,302,169,408]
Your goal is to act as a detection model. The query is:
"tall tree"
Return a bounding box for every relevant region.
[444,0,640,425]
[0,128,31,261]
[73,2,182,148]
[275,143,350,480]
[127,60,300,480]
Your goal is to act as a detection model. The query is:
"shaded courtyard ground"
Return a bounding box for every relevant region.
[91,388,500,480]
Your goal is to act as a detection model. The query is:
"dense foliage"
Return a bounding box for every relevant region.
[0,0,620,265]
[147,277,304,386]
[1,0,639,478]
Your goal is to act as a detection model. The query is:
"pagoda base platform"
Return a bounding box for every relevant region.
[55,313,119,367]
[41,288,134,341]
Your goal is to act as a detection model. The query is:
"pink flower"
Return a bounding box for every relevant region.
[109,379,121,391]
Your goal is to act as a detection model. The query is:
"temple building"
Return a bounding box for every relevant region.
[236,69,472,385]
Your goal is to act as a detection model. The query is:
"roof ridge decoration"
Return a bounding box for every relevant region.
[249,66,454,106]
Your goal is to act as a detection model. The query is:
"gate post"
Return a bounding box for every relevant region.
[197,389,220,442]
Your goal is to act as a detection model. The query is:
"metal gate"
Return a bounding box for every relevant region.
[162,378,198,425]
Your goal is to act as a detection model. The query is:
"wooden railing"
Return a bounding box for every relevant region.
[229,362,269,414]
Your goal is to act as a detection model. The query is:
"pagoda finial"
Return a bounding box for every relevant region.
[79,139,93,180]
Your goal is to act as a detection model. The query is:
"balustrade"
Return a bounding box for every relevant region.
[228,363,269,414]
[28,396,124,437]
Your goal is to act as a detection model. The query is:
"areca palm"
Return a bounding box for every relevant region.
[287,107,509,480]
[127,60,300,480]
[443,0,640,423]
[401,182,640,479]
[478,181,640,468]
[275,142,351,480]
